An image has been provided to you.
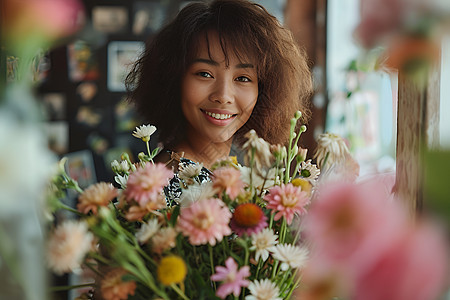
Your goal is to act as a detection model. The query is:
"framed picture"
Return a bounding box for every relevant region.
[41,93,66,121]
[132,1,168,35]
[107,41,144,92]
[43,121,69,155]
[92,6,128,34]
[67,40,100,82]
[64,150,97,189]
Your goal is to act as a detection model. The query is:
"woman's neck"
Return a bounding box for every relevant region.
[174,138,232,169]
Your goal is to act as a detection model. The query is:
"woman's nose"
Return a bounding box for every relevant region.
[209,78,234,104]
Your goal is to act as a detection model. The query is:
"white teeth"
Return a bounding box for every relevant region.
[204,111,233,120]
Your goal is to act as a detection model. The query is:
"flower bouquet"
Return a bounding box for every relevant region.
[46,111,321,299]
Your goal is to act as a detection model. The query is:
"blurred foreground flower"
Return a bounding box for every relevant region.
[299,182,450,300]
[354,0,450,81]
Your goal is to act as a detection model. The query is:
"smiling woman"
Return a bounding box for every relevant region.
[125,0,313,168]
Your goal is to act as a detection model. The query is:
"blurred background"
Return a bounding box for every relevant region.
[2,0,449,184]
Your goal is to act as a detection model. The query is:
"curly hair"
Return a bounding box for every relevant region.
[126,0,312,148]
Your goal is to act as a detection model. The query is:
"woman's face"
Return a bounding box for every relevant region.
[181,32,258,145]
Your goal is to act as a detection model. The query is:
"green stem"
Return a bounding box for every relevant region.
[270,260,279,280]
[209,245,217,290]
[279,218,287,244]
[170,283,190,300]
[284,273,302,299]
[49,283,95,292]
[255,258,263,279]
[280,269,299,296]
[58,203,83,217]
[146,141,154,163]
[83,262,103,278]
[269,213,274,230]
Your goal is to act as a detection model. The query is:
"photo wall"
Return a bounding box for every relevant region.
[38,0,192,185]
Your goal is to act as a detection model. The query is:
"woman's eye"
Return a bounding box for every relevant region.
[197,72,213,78]
[236,76,251,82]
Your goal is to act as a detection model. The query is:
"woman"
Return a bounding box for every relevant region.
[126,0,313,204]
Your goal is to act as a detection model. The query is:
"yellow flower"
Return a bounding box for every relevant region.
[291,178,312,196]
[157,256,187,286]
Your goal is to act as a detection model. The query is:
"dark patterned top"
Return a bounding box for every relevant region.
[163,153,213,206]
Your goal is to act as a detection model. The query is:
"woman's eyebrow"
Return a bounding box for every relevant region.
[192,58,219,66]
[192,58,254,69]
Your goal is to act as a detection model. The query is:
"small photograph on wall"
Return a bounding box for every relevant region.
[64,150,97,189]
[67,40,100,82]
[132,1,168,35]
[40,93,66,121]
[92,6,128,34]
[43,121,69,155]
[75,106,103,128]
[107,41,144,92]
[76,82,98,103]
[115,95,139,132]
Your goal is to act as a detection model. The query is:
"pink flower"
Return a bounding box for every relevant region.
[264,183,309,225]
[230,203,268,236]
[124,162,173,207]
[177,198,232,246]
[353,0,405,48]
[213,166,245,199]
[303,183,405,270]
[353,221,449,300]
[4,0,85,42]
[301,182,450,300]
[210,257,250,299]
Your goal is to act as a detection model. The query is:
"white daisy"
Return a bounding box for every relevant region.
[178,182,215,207]
[132,124,156,142]
[300,159,320,180]
[313,133,350,171]
[245,279,281,300]
[240,166,279,191]
[136,218,160,244]
[178,163,204,181]
[249,228,278,262]
[272,244,309,271]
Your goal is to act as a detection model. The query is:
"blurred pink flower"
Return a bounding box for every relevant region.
[303,183,405,270]
[177,198,232,246]
[302,182,450,299]
[353,0,405,48]
[211,257,250,299]
[213,166,246,199]
[3,0,85,44]
[264,183,309,225]
[124,162,173,207]
[46,220,93,275]
[353,221,449,300]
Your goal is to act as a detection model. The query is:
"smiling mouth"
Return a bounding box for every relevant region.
[202,110,237,120]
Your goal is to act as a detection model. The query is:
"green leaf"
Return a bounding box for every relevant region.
[423,149,450,231]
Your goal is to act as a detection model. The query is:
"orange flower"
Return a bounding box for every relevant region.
[230,203,268,236]
[100,268,137,300]
[77,182,118,215]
